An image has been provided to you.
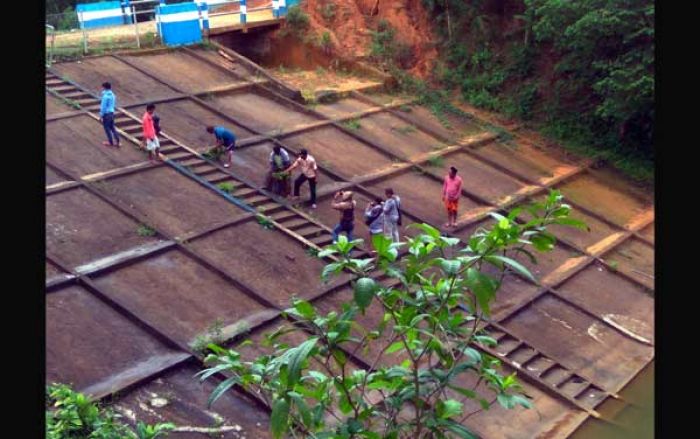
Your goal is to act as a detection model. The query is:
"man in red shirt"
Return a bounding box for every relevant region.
[442,166,463,228]
[142,104,160,162]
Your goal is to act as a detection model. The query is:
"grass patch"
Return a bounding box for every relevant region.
[190,318,225,354]
[301,88,316,104]
[136,225,156,237]
[256,214,275,230]
[539,122,654,183]
[306,246,320,258]
[485,124,515,144]
[394,125,417,135]
[217,182,235,193]
[426,156,445,167]
[343,118,362,130]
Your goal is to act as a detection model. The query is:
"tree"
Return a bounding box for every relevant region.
[526,0,654,157]
[198,190,585,438]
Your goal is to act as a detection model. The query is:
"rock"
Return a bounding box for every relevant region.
[150,397,169,408]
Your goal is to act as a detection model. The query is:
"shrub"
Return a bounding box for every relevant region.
[197,191,586,438]
[46,383,175,439]
[282,5,310,38]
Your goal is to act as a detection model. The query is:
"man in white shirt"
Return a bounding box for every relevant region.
[285,149,318,208]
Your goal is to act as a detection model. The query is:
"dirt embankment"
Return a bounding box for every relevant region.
[299,0,438,78]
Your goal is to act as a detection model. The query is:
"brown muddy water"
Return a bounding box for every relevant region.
[570,361,654,438]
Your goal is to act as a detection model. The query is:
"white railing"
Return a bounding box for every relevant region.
[46,24,56,66]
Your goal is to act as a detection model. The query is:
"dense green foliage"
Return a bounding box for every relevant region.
[199,191,584,438]
[422,0,654,181]
[370,20,413,69]
[46,383,175,438]
[281,5,311,38]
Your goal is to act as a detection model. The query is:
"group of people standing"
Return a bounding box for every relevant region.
[329,188,402,244]
[99,83,465,244]
[328,169,463,245]
[100,82,162,162]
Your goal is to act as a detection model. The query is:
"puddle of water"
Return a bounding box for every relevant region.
[570,361,654,438]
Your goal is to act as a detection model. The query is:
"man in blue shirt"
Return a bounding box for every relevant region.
[206,125,237,168]
[99,82,120,147]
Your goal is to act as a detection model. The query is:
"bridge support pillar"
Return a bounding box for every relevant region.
[240,0,247,25]
[279,0,287,16]
[198,2,210,30]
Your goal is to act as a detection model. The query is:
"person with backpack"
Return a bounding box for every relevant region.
[364,197,384,239]
[331,190,356,243]
[383,188,401,243]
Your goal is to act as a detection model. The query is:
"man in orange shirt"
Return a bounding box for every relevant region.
[142,104,160,162]
[442,166,463,228]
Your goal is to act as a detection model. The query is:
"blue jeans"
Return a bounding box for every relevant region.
[332,222,354,243]
[102,113,120,145]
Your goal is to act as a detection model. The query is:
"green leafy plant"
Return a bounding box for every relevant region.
[203,147,224,161]
[217,182,235,193]
[137,225,156,237]
[135,421,175,439]
[427,155,445,167]
[281,5,310,38]
[369,20,413,68]
[343,118,362,130]
[191,318,226,354]
[318,31,333,54]
[197,190,585,438]
[256,214,275,230]
[46,383,175,439]
[301,88,316,104]
[305,246,320,258]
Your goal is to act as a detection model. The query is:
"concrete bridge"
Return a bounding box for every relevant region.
[204,0,287,36]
